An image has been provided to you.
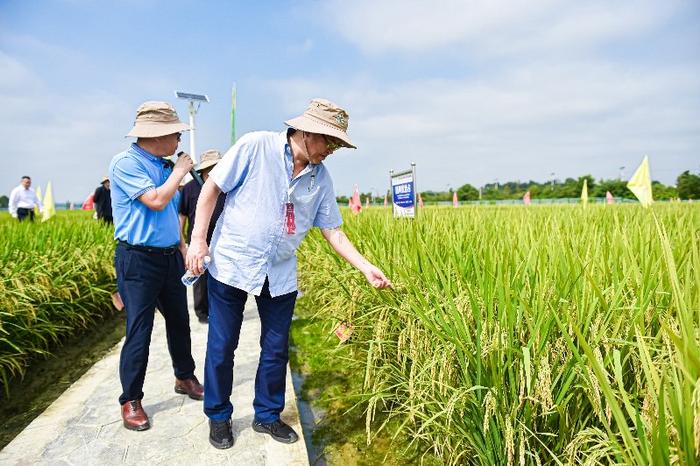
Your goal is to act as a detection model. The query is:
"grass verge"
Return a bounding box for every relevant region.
[290,302,440,466]
[0,309,125,449]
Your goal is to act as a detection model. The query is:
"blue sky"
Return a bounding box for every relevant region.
[1,0,699,202]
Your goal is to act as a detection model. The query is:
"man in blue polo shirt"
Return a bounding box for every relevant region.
[186,98,392,449]
[109,101,204,431]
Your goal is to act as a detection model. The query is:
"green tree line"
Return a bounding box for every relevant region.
[338,170,700,203]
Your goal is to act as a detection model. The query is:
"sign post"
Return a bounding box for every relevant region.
[390,162,417,218]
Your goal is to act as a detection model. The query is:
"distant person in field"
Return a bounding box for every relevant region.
[93,176,113,224]
[178,149,226,324]
[9,176,42,222]
[186,98,392,449]
[109,101,203,432]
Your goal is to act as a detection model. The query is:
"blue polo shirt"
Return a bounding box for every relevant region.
[109,143,181,247]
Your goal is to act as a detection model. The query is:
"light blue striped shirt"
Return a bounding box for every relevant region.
[208,130,342,297]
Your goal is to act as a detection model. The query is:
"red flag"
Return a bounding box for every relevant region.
[523,191,531,205]
[383,194,388,207]
[351,185,362,214]
[418,193,424,208]
[82,192,94,210]
[452,191,458,208]
[606,191,615,205]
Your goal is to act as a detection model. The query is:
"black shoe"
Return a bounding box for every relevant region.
[252,419,299,444]
[209,419,234,449]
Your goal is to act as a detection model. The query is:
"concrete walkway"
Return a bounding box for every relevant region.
[0,292,308,466]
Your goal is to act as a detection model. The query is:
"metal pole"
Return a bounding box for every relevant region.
[389,169,394,217]
[411,162,417,218]
[189,101,197,164]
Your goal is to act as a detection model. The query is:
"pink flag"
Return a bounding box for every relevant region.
[452,191,459,208]
[418,193,424,209]
[82,192,94,210]
[606,191,615,205]
[383,194,388,207]
[351,185,362,214]
[523,191,531,205]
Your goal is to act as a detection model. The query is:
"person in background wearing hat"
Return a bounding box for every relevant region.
[93,176,113,224]
[186,98,392,449]
[9,176,42,222]
[178,149,226,324]
[109,101,204,432]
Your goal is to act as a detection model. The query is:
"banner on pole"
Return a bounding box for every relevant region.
[390,164,417,218]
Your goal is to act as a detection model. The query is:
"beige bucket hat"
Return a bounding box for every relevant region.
[285,98,356,149]
[100,176,109,184]
[196,149,223,172]
[127,101,190,138]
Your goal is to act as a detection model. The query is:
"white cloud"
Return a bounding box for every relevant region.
[260,56,699,193]
[0,42,175,201]
[322,0,677,57]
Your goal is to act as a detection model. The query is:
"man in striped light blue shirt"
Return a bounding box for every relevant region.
[186,98,392,449]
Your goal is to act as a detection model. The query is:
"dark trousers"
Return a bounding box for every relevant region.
[204,275,297,423]
[17,208,35,222]
[115,243,195,405]
[193,270,209,318]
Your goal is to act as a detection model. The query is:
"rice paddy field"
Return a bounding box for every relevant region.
[297,204,700,465]
[0,212,117,397]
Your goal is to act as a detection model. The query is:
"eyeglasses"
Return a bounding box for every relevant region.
[176,133,182,142]
[323,135,343,153]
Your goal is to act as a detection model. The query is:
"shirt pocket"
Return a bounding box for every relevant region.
[293,190,318,231]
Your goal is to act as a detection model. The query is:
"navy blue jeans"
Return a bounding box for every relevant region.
[204,275,297,423]
[115,243,195,405]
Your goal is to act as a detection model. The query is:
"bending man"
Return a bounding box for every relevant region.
[186,98,391,449]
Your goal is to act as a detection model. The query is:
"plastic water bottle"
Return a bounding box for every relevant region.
[181,256,211,286]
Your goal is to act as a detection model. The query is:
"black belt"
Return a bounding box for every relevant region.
[117,240,179,255]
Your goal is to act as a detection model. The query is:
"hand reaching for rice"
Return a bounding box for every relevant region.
[363,264,392,289]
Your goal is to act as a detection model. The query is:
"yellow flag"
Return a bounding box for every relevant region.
[34,186,43,216]
[581,179,588,206]
[627,156,653,207]
[42,181,56,222]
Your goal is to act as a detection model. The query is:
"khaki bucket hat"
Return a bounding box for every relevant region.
[127,101,190,138]
[285,98,356,149]
[100,176,109,184]
[196,149,222,172]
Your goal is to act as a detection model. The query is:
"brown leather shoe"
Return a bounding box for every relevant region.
[121,400,150,431]
[175,376,204,400]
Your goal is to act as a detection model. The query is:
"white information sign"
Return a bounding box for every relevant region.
[390,164,417,218]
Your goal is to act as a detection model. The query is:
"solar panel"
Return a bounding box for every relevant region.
[175,91,209,102]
